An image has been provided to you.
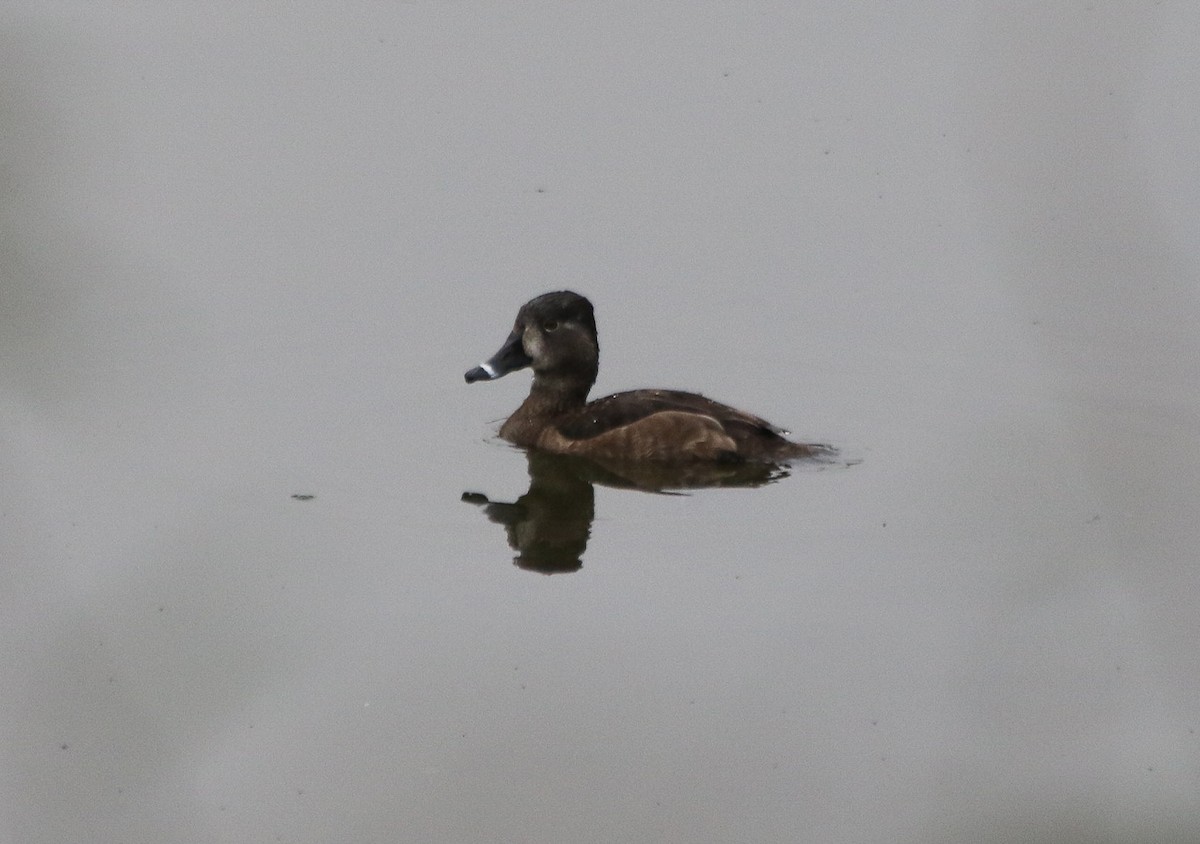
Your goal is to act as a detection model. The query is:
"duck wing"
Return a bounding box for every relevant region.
[555,389,789,441]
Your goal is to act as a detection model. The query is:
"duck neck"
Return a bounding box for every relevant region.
[524,371,592,414]
[500,373,593,447]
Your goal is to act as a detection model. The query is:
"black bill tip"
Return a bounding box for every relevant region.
[464,363,497,383]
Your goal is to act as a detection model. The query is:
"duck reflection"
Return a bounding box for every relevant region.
[462,449,809,574]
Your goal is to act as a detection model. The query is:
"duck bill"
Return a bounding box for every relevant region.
[465,329,532,383]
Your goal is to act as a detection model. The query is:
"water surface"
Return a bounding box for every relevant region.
[3,4,1198,843]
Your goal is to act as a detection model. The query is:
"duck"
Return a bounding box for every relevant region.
[464,291,827,463]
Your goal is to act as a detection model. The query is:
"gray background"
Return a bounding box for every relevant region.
[3,3,1198,842]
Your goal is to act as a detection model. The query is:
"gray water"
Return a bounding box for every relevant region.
[3,4,1198,843]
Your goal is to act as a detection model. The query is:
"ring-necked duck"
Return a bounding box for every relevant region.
[465,291,827,463]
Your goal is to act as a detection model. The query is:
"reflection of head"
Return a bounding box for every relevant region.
[463,452,595,575]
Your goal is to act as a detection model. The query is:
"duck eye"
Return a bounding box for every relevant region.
[542,320,560,332]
